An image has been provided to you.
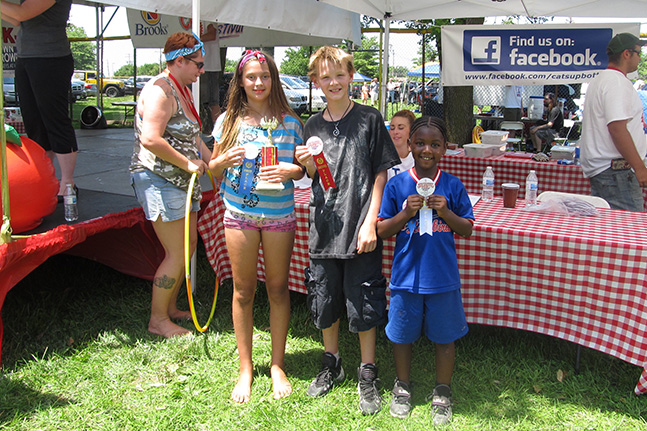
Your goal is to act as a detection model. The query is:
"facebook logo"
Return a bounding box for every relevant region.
[471,37,500,65]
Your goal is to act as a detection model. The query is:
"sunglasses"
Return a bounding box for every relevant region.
[185,57,205,69]
[629,49,642,56]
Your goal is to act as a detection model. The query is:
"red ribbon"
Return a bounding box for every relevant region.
[313,154,336,190]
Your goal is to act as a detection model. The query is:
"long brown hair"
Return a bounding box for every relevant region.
[218,51,301,153]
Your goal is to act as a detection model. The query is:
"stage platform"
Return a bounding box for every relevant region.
[0,127,214,364]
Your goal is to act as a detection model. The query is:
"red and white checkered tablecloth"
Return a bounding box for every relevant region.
[5,120,25,134]
[197,189,647,395]
[458,198,647,395]
[197,188,311,294]
[441,150,647,209]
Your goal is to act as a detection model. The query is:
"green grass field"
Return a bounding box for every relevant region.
[2,246,646,430]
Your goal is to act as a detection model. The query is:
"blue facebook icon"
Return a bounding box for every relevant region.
[471,36,500,65]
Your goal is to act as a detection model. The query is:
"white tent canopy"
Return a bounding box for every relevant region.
[84,0,361,45]
[320,0,645,21]
[320,0,645,113]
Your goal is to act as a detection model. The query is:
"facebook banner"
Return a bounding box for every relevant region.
[442,23,641,86]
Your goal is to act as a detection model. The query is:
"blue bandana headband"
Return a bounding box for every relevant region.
[164,32,205,61]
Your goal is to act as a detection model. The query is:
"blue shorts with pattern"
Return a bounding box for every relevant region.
[386,289,468,345]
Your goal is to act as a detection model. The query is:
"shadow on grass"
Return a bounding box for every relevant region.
[4,253,647,427]
[0,377,74,426]
[1,254,152,370]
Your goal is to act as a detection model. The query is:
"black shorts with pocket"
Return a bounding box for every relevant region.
[305,248,387,333]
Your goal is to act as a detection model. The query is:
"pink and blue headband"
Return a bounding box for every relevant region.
[238,50,267,73]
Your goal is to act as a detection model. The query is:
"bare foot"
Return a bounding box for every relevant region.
[148,317,191,338]
[169,310,192,322]
[271,364,292,400]
[231,369,253,403]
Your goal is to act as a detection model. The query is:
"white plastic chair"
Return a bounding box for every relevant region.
[500,121,524,151]
[537,191,610,208]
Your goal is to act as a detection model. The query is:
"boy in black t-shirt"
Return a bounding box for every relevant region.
[296,46,399,415]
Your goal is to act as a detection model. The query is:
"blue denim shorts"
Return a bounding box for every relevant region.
[386,289,468,345]
[589,167,645,212]
[131,170,200,222]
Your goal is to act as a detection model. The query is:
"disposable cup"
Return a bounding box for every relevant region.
[502,183,519,208]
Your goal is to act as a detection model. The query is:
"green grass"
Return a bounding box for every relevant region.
[69,95,138,129]
[2,247,647,430]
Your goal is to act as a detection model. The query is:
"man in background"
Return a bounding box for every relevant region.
[580,32,647,211]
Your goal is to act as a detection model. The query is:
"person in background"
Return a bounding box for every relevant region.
[529,92,563,152]
[199,23,222,127]
[296,46,399,415]
[377,116,474,424]
[502,85,523,121]
[580,32,647,211]
[387,109,416,180]
[370,77,379,106]
[361,82,369,105]
[387,79,396,104]
[209,50,304,403]
[1,0,78,201]
[130,32,212,338]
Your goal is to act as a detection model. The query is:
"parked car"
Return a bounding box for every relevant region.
[3,76,88,105]
[73,70,125,97]
[283,87,308,115]
[3,76,18,106]
[124,75,153,96]
[70,78,87,102]
[83,82,98,97]
[280,74,326,112]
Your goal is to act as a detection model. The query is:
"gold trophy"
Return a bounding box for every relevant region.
[256,117,284,191]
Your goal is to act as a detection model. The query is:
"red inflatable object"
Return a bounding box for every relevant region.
[0,136,58,233]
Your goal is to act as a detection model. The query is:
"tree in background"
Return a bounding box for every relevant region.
[389,65,409,78]
[637,52,647,80]
[67,23,95,70]
[352,36,380,79]
[280,46,314,76]
[404,18,484,146]
[113,63,163,77]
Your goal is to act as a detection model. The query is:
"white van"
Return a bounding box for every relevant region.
[280,74,326,112]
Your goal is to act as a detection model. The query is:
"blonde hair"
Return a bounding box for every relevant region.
[307,46,355,81]
[218,51,301,153]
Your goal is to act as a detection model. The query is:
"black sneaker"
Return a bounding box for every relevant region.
[430,384,453,425]
[389,378,412,418]
[357,364,383,415]
[306,352,345,397]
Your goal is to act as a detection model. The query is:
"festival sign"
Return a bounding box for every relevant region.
[126,9,349,49]
[441,23,641,86]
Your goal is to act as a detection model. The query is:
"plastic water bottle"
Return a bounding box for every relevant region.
[574,146,581,165]
[525,170,538,206]
[64,184,78,222]
[482,166,494,202]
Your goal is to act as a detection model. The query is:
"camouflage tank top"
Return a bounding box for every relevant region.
[130,74,201,201]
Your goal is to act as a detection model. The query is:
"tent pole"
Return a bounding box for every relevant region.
[380,14,391,117]
[192,0,200,110]
[0,7,12,244]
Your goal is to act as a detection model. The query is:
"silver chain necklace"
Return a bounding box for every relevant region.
[327,101,352,137]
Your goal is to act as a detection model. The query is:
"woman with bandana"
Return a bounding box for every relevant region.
[129,32,213,338]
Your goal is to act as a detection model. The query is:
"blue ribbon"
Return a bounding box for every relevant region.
[239,158,256,195]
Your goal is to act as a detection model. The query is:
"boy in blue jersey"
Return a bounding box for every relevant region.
[377,116,474,425]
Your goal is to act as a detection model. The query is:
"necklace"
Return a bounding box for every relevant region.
[327,101,352,137]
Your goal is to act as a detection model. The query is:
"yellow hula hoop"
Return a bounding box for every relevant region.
[184,170,218,332]
[472,125,484,143]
